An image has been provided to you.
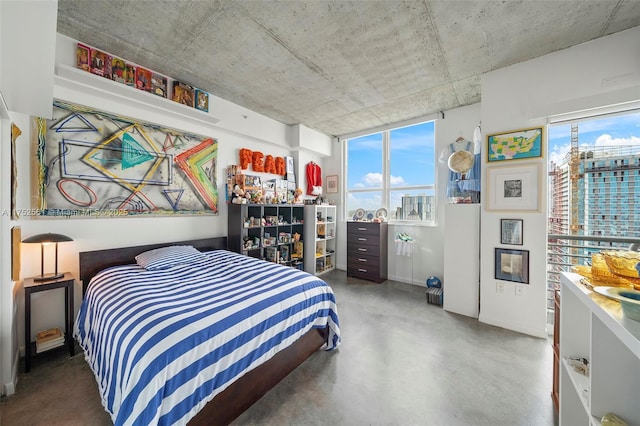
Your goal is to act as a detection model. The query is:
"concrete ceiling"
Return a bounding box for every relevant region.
[56,0,640,137]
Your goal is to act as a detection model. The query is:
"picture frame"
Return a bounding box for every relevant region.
[90,48,111,78]
[135,67,153,92]
[172,81,195,107]
[326,175,338,193]
[195,89,209,112]
[501,219,523,245]
[487,164,540,211]
[495,248,529,284]
[111,57,127,83]
[151,73,168,98]
[487,127,543,162]
[76,43,91,72]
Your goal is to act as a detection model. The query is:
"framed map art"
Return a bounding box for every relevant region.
[487,127,543,162]
[33,100,218,217]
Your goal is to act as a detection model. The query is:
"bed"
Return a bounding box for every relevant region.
[75,237,340,425]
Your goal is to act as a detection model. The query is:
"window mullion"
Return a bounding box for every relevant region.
[382,131,390,211]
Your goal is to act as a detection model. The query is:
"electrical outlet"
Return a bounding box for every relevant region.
[515,286,524,296]
[496,282,505,294]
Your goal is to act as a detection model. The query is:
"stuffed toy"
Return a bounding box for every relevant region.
[293,188,304,204]
[231,185,245,204]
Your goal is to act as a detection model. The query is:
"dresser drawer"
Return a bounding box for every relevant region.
[347,252,379,268]
[347,243,380,257]
[347,233,379,246]
[347,222,381,236]
[347,264,381,282]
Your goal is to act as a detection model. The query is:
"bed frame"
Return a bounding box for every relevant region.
[78,237,328,425]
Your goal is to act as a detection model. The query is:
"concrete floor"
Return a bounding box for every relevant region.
[0,270,557,425]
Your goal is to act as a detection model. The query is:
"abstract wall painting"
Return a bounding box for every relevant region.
[34,100,218,217]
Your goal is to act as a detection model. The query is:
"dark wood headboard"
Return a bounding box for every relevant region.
[79,237,227,294]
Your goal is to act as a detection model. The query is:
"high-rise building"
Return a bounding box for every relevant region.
[547,145,640,318]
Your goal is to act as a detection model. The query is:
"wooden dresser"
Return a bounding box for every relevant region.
[347,222,388,283]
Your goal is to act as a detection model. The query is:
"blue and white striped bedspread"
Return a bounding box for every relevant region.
[74,250,340,426]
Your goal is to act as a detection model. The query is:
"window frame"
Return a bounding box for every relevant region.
[344,121,436,225]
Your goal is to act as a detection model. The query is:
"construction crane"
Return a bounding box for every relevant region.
[569,123,584,264]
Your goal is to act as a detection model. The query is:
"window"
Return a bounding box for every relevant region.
[346,121,435,223]
[547,108,640,322]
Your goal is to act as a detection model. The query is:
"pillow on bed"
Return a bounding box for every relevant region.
[135,245,206,270]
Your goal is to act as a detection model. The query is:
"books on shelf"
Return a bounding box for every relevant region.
[35,327,65,353]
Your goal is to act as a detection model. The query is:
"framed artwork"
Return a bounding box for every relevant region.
[76,43,91,72]
[135,67,153,92]
[124,63,136,86]
[151,73,168,98]
[487,164,540,211]
[195,89,209,112]
[495,248,529,284]
[487,127,543,162]
[501,219,523,245]
[111,57,127,83]
[172,81,194,107]
[326,175,338,193]
[34,100,218,217]
[90,48,111,78]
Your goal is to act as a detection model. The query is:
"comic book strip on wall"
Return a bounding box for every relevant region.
[34,100,218,217]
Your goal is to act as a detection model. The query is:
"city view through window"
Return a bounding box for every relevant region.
[547,110,640,319]
[346,121,435,223]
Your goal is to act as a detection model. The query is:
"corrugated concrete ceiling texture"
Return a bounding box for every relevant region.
[57,0,640,137]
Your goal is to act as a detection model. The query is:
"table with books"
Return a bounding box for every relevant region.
[24,272,75,372]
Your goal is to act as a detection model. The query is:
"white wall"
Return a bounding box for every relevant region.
[326,103,481,286]
[7,32,333,385]
[479,26,640,338]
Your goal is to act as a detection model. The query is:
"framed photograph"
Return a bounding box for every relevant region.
[172,81,195,107]
[111,57,126,83]
[487,164,539,211]
[501,219,523,245]
[495,248,529,284]
[124,63,136,86]
[90,48,111,78]
[76,43,91,72]
[326,175,338,193]
[135,67,153,91]
[151,73,168,98]
[487,127,543,162]
[195,89,209,112]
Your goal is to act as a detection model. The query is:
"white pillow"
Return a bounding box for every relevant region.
[135,245,206,270]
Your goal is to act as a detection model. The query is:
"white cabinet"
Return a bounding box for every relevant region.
[559,272,640,425]
[304,205,336,276]
[443,204,480,318]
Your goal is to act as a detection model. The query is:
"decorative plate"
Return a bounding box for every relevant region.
[354,208,365,220]
[367,212,374,220]
[375,208,388,220]
[593,286,640,321]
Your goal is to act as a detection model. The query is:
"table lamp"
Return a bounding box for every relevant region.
[22,233,73,282]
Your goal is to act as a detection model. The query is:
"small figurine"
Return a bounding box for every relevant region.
[231,185,245,204]
[293,188,304,204]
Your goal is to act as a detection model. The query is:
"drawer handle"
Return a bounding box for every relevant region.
[358,268,367,272]
[358,258,367,262]
[358,248,367,252]
[358,237,367,241]
[358,227,367,231]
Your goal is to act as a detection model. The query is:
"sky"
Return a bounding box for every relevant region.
[347,121,436,190]
[548,111,640,164]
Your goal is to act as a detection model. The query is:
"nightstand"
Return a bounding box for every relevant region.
[24,272,75,373]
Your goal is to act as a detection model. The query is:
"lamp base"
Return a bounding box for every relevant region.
[33,273,65,282]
